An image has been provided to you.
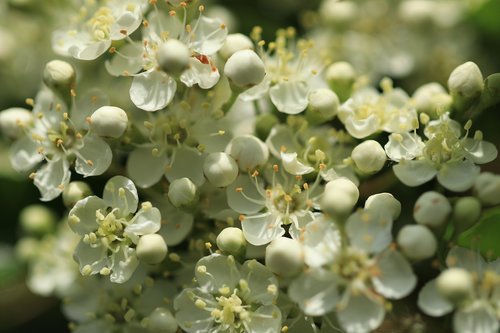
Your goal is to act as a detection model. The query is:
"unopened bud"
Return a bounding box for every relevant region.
[157,39,190,75]
[136,234,168,264]
[90,106,128,138]
[365,192,401,220]
[147,307,178,333]
[265,237,304,277]
[413,191,451,228]
[473,172,500,206]
[397,224,437,261]
[219,33,254,59]
[62,181,93,208]
[224,50,266,88]
[43,60,76,94]
[448,61,484,111]
[325,61,356,102]
[305,88,339,124]
[19,205,57,236]
[216,227,246,256]
[452,196,481,233]
[320,178,359,217]
[351,140,386,174]
[168,177,197,208]
[0,107,33,139]
[203,152,239,187]
[226,135,269,171]
[436,267,474,304]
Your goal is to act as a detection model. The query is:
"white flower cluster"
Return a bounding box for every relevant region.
[1,1,499,333]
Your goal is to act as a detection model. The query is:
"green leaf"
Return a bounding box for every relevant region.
[457,206,500,259]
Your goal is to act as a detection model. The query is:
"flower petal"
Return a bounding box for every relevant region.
[241,260,278,305]
[346,209,393,254]
[462,138,498,164]
[124,206,161,243]
[195,254,240,293]
[301,216,341,268]
[174,288,215,333]
[9,136,43,173]
[109,246,139,283]
[226,174,265,214]
[103,176,139,215]
[74,240,108,275]
[417,280,454,317]
[336,293,385,333]
[165,146,206,186]
[180,57,220,89]
[392,160,437,187]
[372,249,417,299]
[68,196,107,235]
[75,134,112,177]
[34,158,71,202]
[105,42,144,77]
[130,70,176,111]
[437,159,480,192]
[241,212,285,246]
[453,303,499,333]
[245,305,282,333]
[189,16,228,55]
[281,152,314,175]
[126,147,167,188]
[270,81,309,114]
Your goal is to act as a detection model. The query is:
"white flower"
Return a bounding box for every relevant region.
[418,247,500,333]
[240,27,328,114]
[68,176,164,283]
[385,113,498,191]
[174,254,282,333]
[9,88,112,201]
[52,0,147,60]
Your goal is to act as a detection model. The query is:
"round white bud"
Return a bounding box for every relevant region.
[453,196,481,233]
[448,61,484,110]
[147,307,178,333]
[325,61,356,101]
[365,192,401,220]
[265,237,304,277]
[43,60,75,92]
[351,140,386,174]
[0,107,33,139]
[219,33,254,59]
[216,227,246,256]
[168,177,197,208]
[156,39,190,75]
[320,0,357,25]
[398,0,435,24]
[136,234,168,264]
[224,50,266,88]
[226,135,269,171]
[412,82,452,117]
[473,172,500,206]
[413,191,451,228]
[306,89,339,124]
[320,178,359,216]
[20,205,56,235]
[62,181,93,208]
[397,225,437,261]
[90,106,128,138]
[436,267,474,304]
[203,152,239,187]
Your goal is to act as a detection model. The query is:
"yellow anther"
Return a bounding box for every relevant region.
[25,98,34,106]
[100,267,111,275]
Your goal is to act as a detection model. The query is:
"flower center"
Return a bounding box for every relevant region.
[88,7,115,41]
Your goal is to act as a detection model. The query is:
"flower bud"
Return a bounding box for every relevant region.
[265,237,304,277]
[62,181,93,208]
[0,107,33,139]
[156,39,190,75]
[412,82,452,118]
[452,196,481,233]
[320,178,359,217]
[168,177,197,208]
[448,61,484,111]
[90,106,128,138]
[226,135,269,171]
[397,225,437,261]
[436,267,474,304]
[147,307,178,333]
[42,60,75,94]
[351,140,386,174]
[136,234,168,264]
[216,227,246,256]
[19,205,56,236]
[320,0,357,26]
[473,172,500,206]
[325,61,356,102]
[16,237,39,261]
[224,50,266,88]
[365,192,401,220]
[414,191,451,228]
[219,33,254,59]
[203,152,239,187]
[305,88,339,124]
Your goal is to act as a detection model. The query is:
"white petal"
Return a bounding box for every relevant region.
[103,176,139,215]
[384,132,424,162]
[34,158,71,202]
[226,174,265,214]
[437,159,480,192]
[124,207,162,243]
[74,240,108,275]
[195,254,240,293]
[9,136,43,172]
[110,247,139,283]
[127,147,167,188]
[68,196,107,235]
[463,138,498,164]
[281,152,314,175]
[72,89,110,129]
[417,280,454,317]
[174,289,215,333]
[189,16,228,55]
[343,115,380,139]
[130,70,176,111]
[265,125,300,158]
[240,76,271,102]
[346,209,393,254]
[180,57,220,89]
[393,160,437,187]
[245,305,282,333]
[75,134,112,177]
[158,203,194,246]
[288,210,316,241]
[336,293,385,333]
[165,146,206,186]
[372,249,417,299]
[288,269,339,316]
[446,247,485,274]
[105,42,143,77]
[270,81,309,114]
[241,212,285,246]
[110,10,143,40]
[454,304,499,333]
[241,260,279,305]
[301,216,341,268]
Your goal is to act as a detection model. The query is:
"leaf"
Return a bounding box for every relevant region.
[457,206,500,259]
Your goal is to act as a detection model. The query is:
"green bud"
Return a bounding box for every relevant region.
[136,234,168,264]
[19,205,57,236]
[216,227,246,256]
[452,196,481,233]
[305,88,339,125]
[62,181,93,208]
[254,113,279,140]
[473,172,500,206]
[325,61,356,102]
